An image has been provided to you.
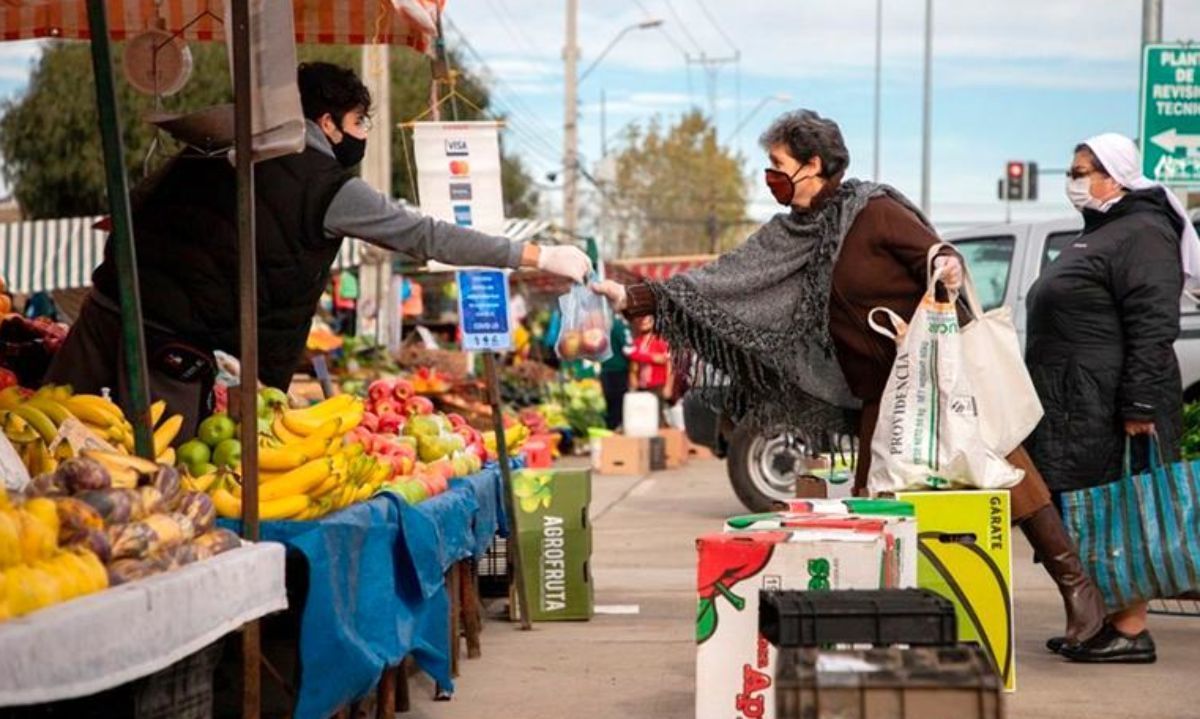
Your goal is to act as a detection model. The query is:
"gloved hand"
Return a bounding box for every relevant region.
[590,280,628,311]
[537,245,592,283]
[932,255,963,291]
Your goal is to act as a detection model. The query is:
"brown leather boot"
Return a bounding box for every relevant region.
[1019,505,1106,647]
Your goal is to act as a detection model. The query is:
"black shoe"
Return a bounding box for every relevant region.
[1046,636,1066,653]
[1060,624,1156,664]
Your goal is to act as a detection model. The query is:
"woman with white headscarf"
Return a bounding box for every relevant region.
[1025,133,1200,664]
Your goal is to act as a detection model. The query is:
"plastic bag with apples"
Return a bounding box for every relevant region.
[555,282,613,363]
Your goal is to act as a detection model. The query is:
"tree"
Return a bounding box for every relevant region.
[608,110,749,257]
[0,42,538,219]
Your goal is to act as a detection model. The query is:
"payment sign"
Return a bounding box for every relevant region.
[457,270,512,352]
[1141,45,1200,185]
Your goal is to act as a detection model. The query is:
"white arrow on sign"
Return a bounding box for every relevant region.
[1151,128,1200,156]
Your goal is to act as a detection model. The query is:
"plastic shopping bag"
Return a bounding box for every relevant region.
[555,282,613,363]
[867,270,1023,494]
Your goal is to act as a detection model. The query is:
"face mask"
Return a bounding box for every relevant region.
[1065,176,1113,212]
[332,126,367,168]
[765,167,814,206]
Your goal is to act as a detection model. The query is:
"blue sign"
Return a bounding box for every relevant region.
[456,269,512,352]
[453,204,473,227]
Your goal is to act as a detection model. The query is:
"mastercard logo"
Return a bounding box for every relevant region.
[449,160,471,176]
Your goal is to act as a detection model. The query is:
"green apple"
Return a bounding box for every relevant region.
[212,438,242,469]
[198,413,237,448]
[178,440,211,472]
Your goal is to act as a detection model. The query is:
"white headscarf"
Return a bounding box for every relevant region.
[1083,132,1200,288]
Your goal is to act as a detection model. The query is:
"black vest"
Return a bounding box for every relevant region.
[93,147,353,388]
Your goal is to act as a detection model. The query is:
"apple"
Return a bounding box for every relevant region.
[372,399,396,417]
[581,327,609,357]
[378,412,405,435]
[446,413,467,429]
[368,379,394,405]
[361,411,380,433]
[404,396,435,416]
[556,330,582,360]
[392,379,415,402]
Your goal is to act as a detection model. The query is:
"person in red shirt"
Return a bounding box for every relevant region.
[628,315,670,398]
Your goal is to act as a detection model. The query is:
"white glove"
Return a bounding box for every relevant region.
[932,255,963,291]
[537,245,592,283]
[590,280,628,312]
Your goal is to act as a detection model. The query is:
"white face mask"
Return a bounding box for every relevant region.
[1066,176,1101,212]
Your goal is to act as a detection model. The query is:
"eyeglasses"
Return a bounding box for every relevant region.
[1066,168,1102,180]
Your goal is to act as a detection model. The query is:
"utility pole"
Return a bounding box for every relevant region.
[563,0,580,238]
[685,51,738,254]
[920,0,933,216]
[873,0,883,182]
[1142,0,1162,44]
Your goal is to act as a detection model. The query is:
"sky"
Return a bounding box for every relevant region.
[0,0,1195,231]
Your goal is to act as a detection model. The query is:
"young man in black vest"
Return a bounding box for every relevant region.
[45,62,591,438]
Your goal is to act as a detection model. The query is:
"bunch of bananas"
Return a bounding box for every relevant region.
[0,493,109,622]
[192,394,391,522]
[483,423,530,458]
[0,385,182,476]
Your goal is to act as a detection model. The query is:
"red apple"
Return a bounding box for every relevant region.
[446,413,468,429]
[393,379,415,402]
[368,379,394,405]
[581,327,609,356]
[378,412,405,435]
[404,396,435,416]
[361,411,380,433]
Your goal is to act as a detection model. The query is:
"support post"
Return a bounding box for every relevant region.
[83,0,153,459]
[230,2,261,717]
[483,353,532,630]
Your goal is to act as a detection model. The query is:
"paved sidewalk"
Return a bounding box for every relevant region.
[405,458,1200,719]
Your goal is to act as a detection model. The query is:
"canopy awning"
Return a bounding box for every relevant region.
[0,0,441,49]
[606,254,716,283]
[0,215,546,294]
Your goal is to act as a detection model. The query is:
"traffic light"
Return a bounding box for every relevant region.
[1027,162,1038,200]
[1006,161,1025,201]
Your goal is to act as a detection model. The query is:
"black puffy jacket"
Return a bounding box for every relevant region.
[1024,187,1185,492]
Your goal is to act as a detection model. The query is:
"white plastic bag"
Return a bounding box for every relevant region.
[867,268,1023,494]
[555,282,613,363]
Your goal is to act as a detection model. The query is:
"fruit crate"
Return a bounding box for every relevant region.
[775,645,1003,719]
[760,589,957,648]
[478,536,511,599]
[1150,593,1200,617]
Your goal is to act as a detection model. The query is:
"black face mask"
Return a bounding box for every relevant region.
[332,129,366,168]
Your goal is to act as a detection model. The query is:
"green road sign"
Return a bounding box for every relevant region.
[1141,45,1200,186]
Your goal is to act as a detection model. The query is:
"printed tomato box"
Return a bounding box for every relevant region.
[725,498,919,588]
[695,527,897,719]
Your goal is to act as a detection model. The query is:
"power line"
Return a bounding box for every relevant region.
[494,0,542,51]
[484,0,539,56]
[661,0,705,53]
[693,0,738,54]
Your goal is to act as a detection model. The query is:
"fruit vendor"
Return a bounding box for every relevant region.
[45,62,591,438]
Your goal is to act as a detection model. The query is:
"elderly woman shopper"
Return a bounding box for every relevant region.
[1025,133,1200,663]
[591,109,1106,649]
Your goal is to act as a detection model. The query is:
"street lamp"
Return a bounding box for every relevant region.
[730,92,792,141]
[579,19,665,83]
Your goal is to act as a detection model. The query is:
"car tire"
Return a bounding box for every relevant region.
[726,421,805,512]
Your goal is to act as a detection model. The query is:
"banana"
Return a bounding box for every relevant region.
[0,387,25,410]
[8,405,57,443]
[211,488,310,521]
[23,396,74,427]
[257,444,307,472]
[282,394,356,425]
[311,474,341,498]
[157,447,176,467]
[64,395,124,427]
[353,483,374,503]
[153,414,183,457]
[282,409,349,438]
[0,511,21,568]
[289,434,334,463]
[258,458,333,502]
[82,448,158,475]
[271,415,306,444]
[149,400,167,428]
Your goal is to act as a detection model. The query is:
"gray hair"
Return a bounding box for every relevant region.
[759,109,850,179]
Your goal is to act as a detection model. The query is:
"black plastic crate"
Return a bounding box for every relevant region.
[760,589,957,648]
[775,645,1002,719]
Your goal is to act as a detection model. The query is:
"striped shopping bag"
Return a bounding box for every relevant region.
[1060,436,1200,611]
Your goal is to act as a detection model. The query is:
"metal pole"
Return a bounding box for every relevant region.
[920,0,933,215]
[230,2,261,717]
[873,0,883,182]
[600,89,607,158]
[484,353,532,630]
[83,0,153,459]
[1142,0,1163,45]
[563,0,580,237]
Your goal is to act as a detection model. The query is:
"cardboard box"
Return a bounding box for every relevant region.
[723,501,919,590]
[598,435,650,475]
[658,427,688,468]
[897,491,1014,692]
[513,468,594,621]
[695,529,896,719]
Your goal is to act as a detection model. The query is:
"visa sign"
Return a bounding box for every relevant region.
[445,138,469,156]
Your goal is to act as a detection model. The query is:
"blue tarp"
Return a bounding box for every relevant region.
[219,465,508,719]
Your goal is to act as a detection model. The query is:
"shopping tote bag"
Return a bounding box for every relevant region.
[1060,436,1200,611]
[950,244,1044,455]
[867,265,1023,495]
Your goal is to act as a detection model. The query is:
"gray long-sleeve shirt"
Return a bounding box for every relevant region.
[309,121,524,269]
